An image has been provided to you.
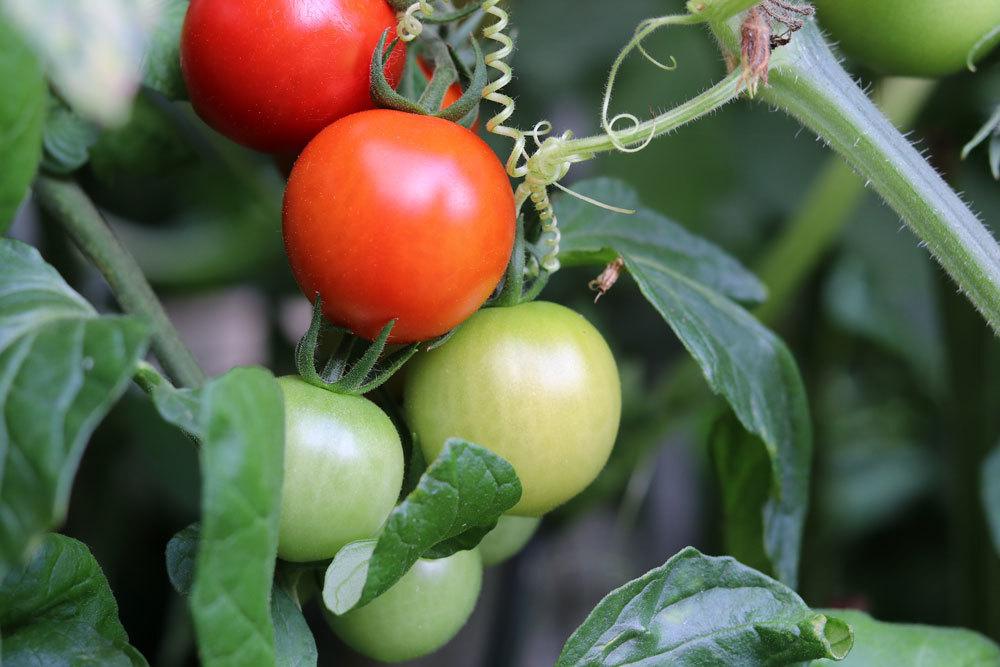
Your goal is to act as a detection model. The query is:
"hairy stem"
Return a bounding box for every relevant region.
[712,18,1000,333]
[33,176,206,388]
[542,68,746,166]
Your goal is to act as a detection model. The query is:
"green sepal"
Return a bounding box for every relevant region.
[371,31,429,115]
[370,30,484,128]
[294,296,418,395]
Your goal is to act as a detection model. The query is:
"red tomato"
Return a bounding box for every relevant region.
[282,109,515,343]
[180,0,405,154]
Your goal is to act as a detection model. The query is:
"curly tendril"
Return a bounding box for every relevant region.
[482,0,575,272]
[397,1,432,42]
[601,15,694,153]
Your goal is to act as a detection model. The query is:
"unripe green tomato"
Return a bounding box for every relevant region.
[405,301,621,516]
[479,516,540,567]
[327,550,483,662]
[814,0,1000,77]
[277,376,403,562]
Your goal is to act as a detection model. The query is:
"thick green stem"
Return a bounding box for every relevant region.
[33,176,206,388]
[713,19,1000,333]
[754,77,937,324]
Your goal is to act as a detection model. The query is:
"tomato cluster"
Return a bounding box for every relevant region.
[181,0,621,662]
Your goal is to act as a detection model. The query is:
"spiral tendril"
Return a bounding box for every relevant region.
[483,0,576,272]
[397,1,432,42]
[601,15,690,154]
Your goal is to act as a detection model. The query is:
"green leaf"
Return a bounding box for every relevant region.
[558,178,812,587]
[165,522,198,595]
[323,439,520,614]
[0,16,45,230]
[709,413,774,575]
[0,533,147,665]
[271,578,319,667]
[812,609,999,666]
[165,523,319,667]
[556,547,853,667]
[151,367,285,667]
[40,94,101,175]
[556,179,766,305]
[142,0,189,99]
[982,444,1000,557]
[0,239,150,578]
[1,0,156,126]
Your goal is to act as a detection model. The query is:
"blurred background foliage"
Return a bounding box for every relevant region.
[8,0,999,664]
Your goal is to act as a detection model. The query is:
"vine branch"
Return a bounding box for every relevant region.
[33,176,207,388]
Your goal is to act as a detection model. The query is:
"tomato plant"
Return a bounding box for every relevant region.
[283,109,515,343]
[813,0,1000,76]
[405,301,621,516]
[3,0,1000,665]
[180,0,405,153]
[276,376,403,562]
[326,549,482,662]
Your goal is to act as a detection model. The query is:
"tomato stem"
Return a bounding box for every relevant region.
[33,175,207,389]
[741,20,1000,333]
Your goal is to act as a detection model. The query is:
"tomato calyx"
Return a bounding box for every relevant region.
[295,297,419,395]
[491,213,551,308]
[370,30,486,129]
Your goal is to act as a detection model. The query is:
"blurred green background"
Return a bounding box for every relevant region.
[9,0,999,664]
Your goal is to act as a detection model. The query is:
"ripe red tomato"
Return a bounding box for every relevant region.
[282,109,515,343]
[180,0,405,154]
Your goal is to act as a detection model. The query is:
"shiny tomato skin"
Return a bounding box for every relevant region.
[814,0,1000,77]
[282,109,516,343]
[326,549,483,662]
[180,0,405,154]
[277,376,403,563]
[404,301,622,516]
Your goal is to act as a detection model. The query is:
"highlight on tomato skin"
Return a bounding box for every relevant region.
[276,376,404,563]
[282,109,516,344]
[180,0,406,154]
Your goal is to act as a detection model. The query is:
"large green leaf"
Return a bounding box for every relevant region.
[164,523,318,667]
[556,547,853,666]
[982,444,1000,557]
[0,16,45,230]
[0,239,149,578]
[812,609,999,666]
[0,533,147,665]
[323,439,520,614]
[557,179,766,304]
[1,0,156,125]
[151,367,284,667]
[557,178,812,587]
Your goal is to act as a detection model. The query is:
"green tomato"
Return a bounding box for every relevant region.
[405,301,621,516]
[479,515,540,567]
[277,376,403,562]
[327,549,483,663]
[814,0,1000,77]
